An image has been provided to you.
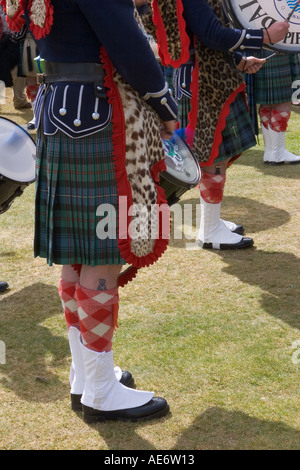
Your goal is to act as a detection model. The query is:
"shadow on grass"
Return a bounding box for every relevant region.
[174,407,300,450]
[0,251,17,258]
[168,196,299,330]
[0,282,69,403]
[235,146,300,180]
[216,249,300,331]
[220,195,291,234]
[86,407,300,450]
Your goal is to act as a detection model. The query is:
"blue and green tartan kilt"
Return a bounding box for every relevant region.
[217,92,256,162]
[253,52,300,104]
[164,66,191,128]
[176,92,256,163]
[34,124,126,267]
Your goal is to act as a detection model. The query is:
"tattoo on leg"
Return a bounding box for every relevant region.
[97,279,107,291]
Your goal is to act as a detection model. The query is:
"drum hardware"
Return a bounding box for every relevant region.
[0,177,29,214]
[0,117,36,214]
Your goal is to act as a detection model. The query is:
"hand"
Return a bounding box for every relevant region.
[239,57,266,74]
[160,120,177,140]
[263,21,290,44]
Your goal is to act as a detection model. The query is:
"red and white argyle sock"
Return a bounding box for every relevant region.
[59,279,80,330]
[75,284,119,353]
[259,106,272,129]
[199,171,226,204]
[270,109,291,132]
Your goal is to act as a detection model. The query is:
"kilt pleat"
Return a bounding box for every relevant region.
[253,52,300,104]
[178,95,191,129]
[34,125,126,267]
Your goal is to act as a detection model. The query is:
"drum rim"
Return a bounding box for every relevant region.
[0,116,36,147]
[0,116,36,183]
[223,0,300,54]
[162,133,201,189]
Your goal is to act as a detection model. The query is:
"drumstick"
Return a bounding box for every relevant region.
[264,52,278,60]
[286,0,300,22]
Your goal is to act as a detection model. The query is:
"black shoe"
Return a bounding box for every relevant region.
[202,237,254,250]
[231,224,244,235]
[264,160,300,165]
[27,122,35,130]
[82,397,170,423]
[264,161,284,165]
[119,370,135,388]
[71,370,135,411]
[0,282,9,293]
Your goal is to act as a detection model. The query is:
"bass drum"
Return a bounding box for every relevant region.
[223,0,300,53]
[0,117,36,214]
[160,131,201,206]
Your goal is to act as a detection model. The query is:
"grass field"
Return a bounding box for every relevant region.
[0,89,299,450]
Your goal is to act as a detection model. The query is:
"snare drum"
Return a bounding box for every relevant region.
[223,0,300,53]
[0,117,36,214]
[160,131,201,206]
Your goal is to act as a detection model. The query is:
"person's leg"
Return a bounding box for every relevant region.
[260,103,300,165]
[59,265,84,409]
[73,264,169,422]
[59,265,134,411]
[259,104,273,163]
[11,67,30,109]
[197,160,253,250]
[26,76,39,130]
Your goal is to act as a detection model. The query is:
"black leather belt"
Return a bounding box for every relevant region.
[37,61,105,84]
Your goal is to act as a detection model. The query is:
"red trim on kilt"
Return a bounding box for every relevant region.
[186,46,199,149]
[186,53,246,168]
[100,48,170,286]
[152,0,190,67]
[71,264,82,276]
[205,83,246,167]
[118,266,138,288]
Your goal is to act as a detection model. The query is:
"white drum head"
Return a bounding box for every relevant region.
[0,117,36,183]
[223,0,300,53]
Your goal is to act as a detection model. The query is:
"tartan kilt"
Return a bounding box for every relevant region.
[216,92,256,162]
[34,124,126,267]
[177,91,256,163]
[253,52,300,104]
[164,65,256,162]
